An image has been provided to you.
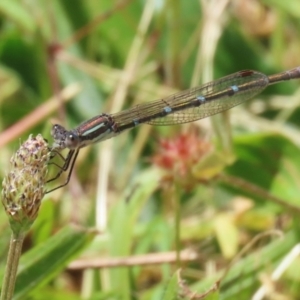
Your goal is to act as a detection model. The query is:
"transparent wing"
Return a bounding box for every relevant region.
[112,70,269,127]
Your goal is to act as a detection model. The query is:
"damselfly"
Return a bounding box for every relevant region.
[46,67,300,193]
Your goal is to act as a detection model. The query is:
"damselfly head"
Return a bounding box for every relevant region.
[51,124,80,150]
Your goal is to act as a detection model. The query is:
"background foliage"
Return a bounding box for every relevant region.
[1,0,300,299]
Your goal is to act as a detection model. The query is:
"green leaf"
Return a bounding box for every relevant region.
[108,168,162,299]
[214,213,239,259]
[13,225,95,300]
[193,231,298,299]
[0,0,36,33]
[228,133,300,209]
[161,272,179,300]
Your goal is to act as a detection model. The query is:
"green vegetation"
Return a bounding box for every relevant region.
[1,0,300,299]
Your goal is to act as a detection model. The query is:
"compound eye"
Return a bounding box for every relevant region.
[66,133,80,149]
[51,124,66,139]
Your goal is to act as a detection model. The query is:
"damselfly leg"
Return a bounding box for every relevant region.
[46,149,79,193]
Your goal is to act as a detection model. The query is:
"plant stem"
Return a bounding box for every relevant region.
[174,182,181,266]
[0,231,25,300]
